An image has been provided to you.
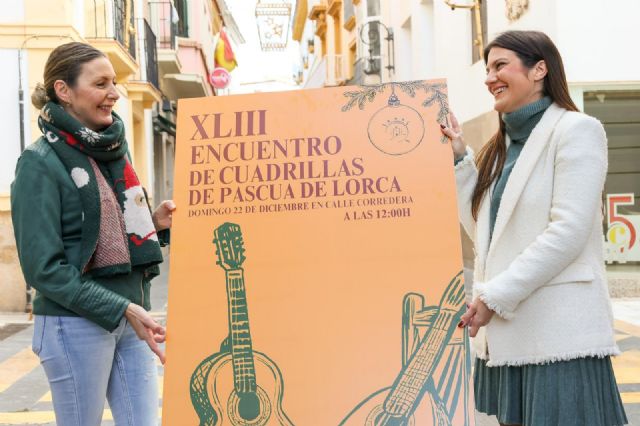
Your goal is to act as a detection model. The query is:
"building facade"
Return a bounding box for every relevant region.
[293,0,363,89]
[293,0,640,291]
[0,0,240,311]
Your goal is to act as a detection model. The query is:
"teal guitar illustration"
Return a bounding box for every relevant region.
[190,223,293,426]
[340,272,470,426]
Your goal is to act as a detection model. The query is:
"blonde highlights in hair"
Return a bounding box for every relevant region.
[31,42,106,110]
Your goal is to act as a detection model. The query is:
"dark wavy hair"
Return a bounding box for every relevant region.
[471,30,579,220]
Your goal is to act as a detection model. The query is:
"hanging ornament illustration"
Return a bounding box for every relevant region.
[367,87,425,155]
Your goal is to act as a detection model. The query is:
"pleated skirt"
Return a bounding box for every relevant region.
[474,357,628,426]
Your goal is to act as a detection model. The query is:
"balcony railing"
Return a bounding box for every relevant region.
[137,18,160,90]
[325,54,347,86]
[86,0,136,59]
[148,1,177,49]
[305,56,326,88]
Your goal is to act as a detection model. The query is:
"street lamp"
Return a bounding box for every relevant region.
[359,20,395,78]
[255,0,292,51]
[444,0,484,60]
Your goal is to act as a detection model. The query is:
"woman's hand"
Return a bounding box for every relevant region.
[124,303,166,364]
[459,298,494,338]
[152,200,176,231]
[439,112,467,160]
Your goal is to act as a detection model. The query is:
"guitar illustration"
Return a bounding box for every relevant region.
[340,272,469,426]
[190,223,293,426]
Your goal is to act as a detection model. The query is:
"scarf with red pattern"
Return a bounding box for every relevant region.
[38,101,162,278]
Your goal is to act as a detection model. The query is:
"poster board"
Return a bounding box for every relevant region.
[163,81,474,425]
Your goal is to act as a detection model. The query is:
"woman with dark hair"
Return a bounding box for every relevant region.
[440,31,627,425]
[11,42,174,425]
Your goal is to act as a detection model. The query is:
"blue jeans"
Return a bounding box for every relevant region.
[32,315,159,426]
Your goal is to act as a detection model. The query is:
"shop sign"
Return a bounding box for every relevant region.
[605,193,640,263]
[210,67,232,89]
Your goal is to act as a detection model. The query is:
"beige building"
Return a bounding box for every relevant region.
[0,0,241,312]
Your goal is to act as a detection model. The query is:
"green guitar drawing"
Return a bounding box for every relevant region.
[190,223,293,426]
[339,271,470,426]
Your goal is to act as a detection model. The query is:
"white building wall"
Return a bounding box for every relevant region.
[301,8,324,89]
[391,0,411,22]
[326,13,336,57]
[0,49,28,194]
[115,91,132,145]
[395,16,413,82]
[556,0,640,83]
[0,0,25,23]
[298,16,311,80]
[305,56,327,88]
[73,0,85,36]
[304,0,639,101]
[387,0,640,122]
[354,0,368,60]
[429,2,492,122]
[486,0,558,38]
[382,0,640,121]
[190,0,216,72]
[145,109,154,196]
[411,1,435,80]
[134,0,147,80]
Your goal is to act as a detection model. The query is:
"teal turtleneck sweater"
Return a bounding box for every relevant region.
[488,96,552,241]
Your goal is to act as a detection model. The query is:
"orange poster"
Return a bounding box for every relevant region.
[163,81,474,426]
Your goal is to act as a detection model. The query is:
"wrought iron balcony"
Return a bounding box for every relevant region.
[148,1,177,50]
[137,18,160,91]
[127,18,162,108]
[85,0,138,80]
[325,54,348,86]
[86,0,136,59]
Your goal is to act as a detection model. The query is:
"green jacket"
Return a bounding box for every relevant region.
[11,138,163,331]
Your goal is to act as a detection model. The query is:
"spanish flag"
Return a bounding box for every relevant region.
[214,29,238,72]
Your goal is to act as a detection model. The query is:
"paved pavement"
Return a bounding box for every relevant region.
[1,259,639,425]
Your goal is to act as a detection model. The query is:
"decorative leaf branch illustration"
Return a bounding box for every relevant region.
[341,81,450,143]
[422,85,449,121]
[341,85,386,112]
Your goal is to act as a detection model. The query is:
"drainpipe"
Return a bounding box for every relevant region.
[17,41,30,153]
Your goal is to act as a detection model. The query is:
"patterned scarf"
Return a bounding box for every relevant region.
[38,102,162,278]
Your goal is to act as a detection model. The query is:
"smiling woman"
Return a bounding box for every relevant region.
[53,56,119,131]
[485,47,547,115]
[13,42,176,426]
[440,31,628,426]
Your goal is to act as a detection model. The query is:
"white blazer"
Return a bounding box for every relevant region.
[455,103,619,366]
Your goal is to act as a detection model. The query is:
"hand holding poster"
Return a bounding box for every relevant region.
[163,81,474,426]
